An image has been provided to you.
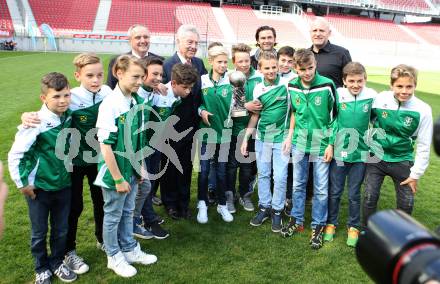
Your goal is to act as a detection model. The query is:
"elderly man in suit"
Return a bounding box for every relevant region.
[160,24,207,220]
[106,24,163,89]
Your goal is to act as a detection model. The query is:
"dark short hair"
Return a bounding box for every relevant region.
[41,72,69,95]
[277,46,295,59]
[255,26,276,42]
[171,63,198,85]
[342,62,366,79]
[293,49,315,67]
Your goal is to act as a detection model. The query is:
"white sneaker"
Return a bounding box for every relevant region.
[107,251,137,278]
[123,243,157,265]
[197,200,208,224]
[64,250,89,274]
[217,204,234,222]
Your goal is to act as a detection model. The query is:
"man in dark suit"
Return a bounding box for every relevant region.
[106,24,163,89]
[161,24,207,219]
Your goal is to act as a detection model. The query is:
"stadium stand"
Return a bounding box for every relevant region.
[223,5,307,45]
[107,0,223,40]
[378,0,432,13]
[325,14,417,43]
[28,0,99,32]
[0,0,14,36]
[403,23,440,45]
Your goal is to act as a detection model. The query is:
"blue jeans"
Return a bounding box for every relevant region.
[290,146,329,227]
[134,177,151,218]
[255,140,289,211]
[328,160,365,228]
[146,150,161,195]
[102,177,138,257]
[208,160,217,190]
[26,187,71,273]
[198,142,228,205]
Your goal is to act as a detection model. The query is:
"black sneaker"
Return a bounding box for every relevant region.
[178,208,192,220]
[35,269,52,284]
[310,225,325,249]
[166,208,180,220]
[271,210,283,233]
[151,214,165,225]
[280,217,304,238]
[146,221,170,239]
[284,199,293,217]
[152,196,163,206]
[53,263,77,283]
[250,206,270,226]
[208,189,217,206]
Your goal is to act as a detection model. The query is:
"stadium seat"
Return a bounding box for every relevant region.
[403,23,440,46]
[107,0,222,40]
[378,0,432,13]
[0,0,14,36]
[28,0,99,32]
[222,5,307,46]
[325,14,416,43]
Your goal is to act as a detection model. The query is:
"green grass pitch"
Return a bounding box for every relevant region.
[0,51,439,283]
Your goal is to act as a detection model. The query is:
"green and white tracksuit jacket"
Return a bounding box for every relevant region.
[232,67,263,137]
[94,85,146,190]
[70,84,112,166]
[333,87,377,163]
[198,71,233,144]
[138,82,182,145]
[370,91,433,179]
[288,73,336,156]
[8,104,72,191]
[253,75,291,143]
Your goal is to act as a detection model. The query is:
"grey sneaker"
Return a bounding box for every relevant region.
[35,270,52,284]
[250,206,271,226]
[96,241,106,252]
[271,210,283,233]
[225,191,236,213]
[239,192,255,212]
[64,250,89,274]
[53,263,77,283]
[133,217,154,239]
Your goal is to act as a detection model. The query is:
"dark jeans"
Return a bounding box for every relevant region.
[227,136,254,197]
[26,187,71,273]
[198,142,228,205]
[328,160,366,228]
[160,139,193,211]
[141,152,162,224]
[362,160,414,226]
[66,165,104,252]
[147,150,162,196]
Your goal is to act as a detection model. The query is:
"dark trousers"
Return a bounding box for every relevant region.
[66,165,104,253]
[227,136,255,197]
[160,139,193,211]
[362,160,414,226]
[141,152,162,224]
[328,160,366,228]
[27,187,71,273]
[198,142,228,205]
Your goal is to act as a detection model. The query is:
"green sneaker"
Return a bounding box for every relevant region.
[346,227,360,247]
[323,224,336,242]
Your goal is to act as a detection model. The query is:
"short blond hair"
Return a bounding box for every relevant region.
[231,43,251,62]
[112,55,147,78]
[73,53,101,72]
[390,64,418,86]
[208,45,229,61]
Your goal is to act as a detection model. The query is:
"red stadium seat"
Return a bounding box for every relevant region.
[107,0,223,40]
[403,23,440,46]
[28,0,99,32]
[0,0,14,36]
[325,14,416,43]
[222,5,307,46]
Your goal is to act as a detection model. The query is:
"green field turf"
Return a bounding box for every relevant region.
[0,51,439,283]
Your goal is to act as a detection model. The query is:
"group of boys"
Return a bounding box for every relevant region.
[7,32,433,284]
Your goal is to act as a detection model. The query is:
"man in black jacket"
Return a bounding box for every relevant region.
[106,24,163,89]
